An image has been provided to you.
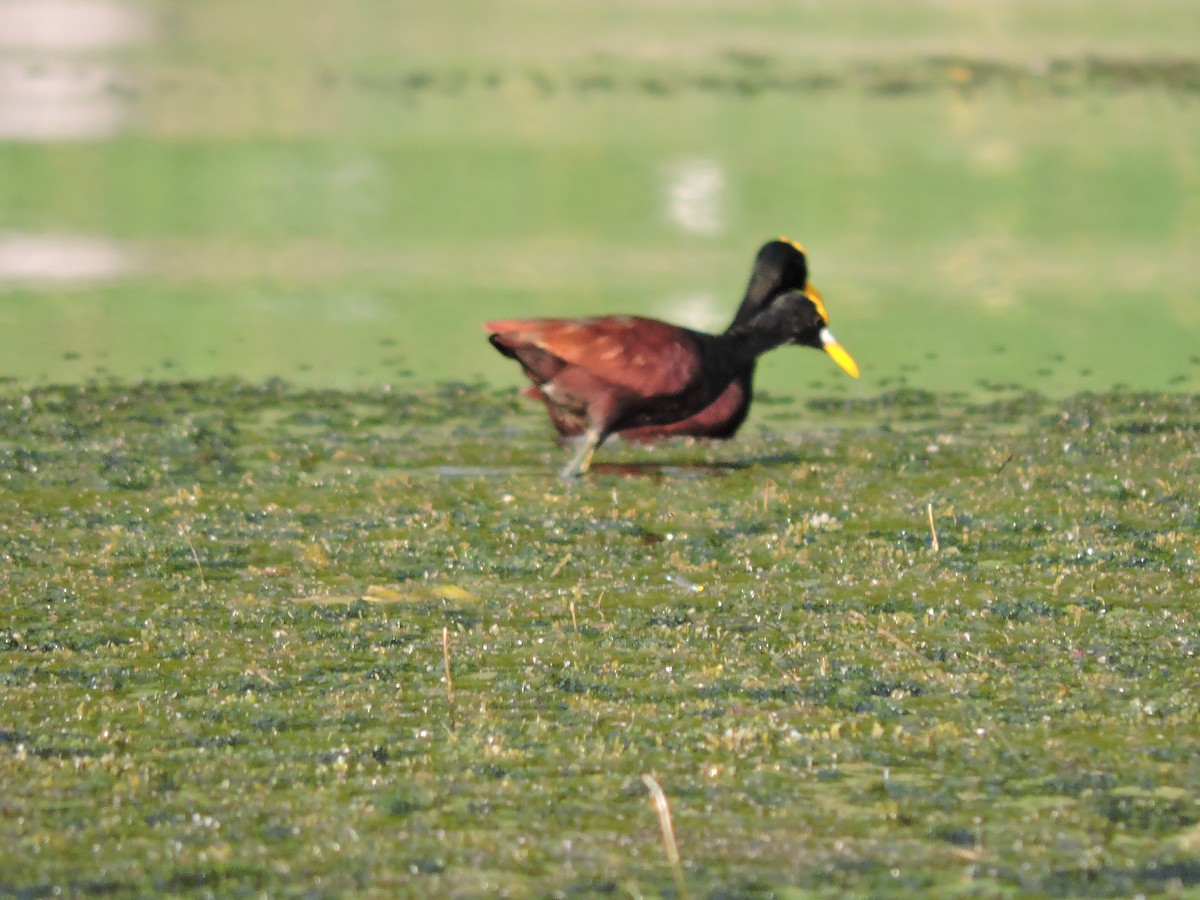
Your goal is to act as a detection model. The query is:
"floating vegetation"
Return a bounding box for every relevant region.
[327,54,1200,102]
[0,378,1197,895]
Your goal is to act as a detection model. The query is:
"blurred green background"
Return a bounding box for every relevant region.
[1,0,1198,396]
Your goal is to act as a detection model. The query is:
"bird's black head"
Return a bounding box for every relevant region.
[755,290,827,345]
[752,289,860,378]
[731,238,811,327]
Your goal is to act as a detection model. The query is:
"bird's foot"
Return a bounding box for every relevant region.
[560,429,601,479]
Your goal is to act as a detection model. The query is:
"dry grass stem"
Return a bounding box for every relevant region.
[550,551,573,578]
[178,524,207,590]
[641,773,689,899]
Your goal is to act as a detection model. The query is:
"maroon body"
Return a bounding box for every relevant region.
[499,240,812,442]
[521,377,749,442]
[484,240,858,477]
[486,315,735,438]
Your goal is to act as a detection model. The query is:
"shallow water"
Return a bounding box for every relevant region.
[1,1,1198,399]
[0,378,1196,895]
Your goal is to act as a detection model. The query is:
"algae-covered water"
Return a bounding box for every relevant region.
[2,1,1199,896]
[1,380,1197,896]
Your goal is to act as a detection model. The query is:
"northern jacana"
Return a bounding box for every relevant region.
[526,240,842,443]
[486,239,859,478]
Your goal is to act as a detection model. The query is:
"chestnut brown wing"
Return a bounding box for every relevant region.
[484,316,703,397]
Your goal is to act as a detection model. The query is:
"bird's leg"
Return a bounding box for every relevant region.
[560,426,604,480]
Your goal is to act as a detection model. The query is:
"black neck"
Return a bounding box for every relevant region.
[717,314,795,367]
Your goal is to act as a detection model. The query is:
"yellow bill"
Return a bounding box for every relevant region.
[818,327,860,378]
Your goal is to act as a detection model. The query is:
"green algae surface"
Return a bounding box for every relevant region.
[1,379,1197,897]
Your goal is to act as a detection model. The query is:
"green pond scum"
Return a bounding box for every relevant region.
[0,378,1197,897]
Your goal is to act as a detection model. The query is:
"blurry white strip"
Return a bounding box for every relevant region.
[658,292,722,330]
[0,62,129,139]
[0,233,138,287]
[665,157,725,236]
[0,0,152,52]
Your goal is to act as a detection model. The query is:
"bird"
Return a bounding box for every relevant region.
[485,239,859,478]
[526,239,837,443]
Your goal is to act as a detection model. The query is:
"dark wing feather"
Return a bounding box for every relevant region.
[484,316,701,398]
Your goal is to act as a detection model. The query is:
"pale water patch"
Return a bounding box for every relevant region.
[664,157,726,236]
[0,0,152,52]
[972,137,1019,175]
[0,61,131,139]
[0,233,139,287]
[0,0,151,139]
[655,292,724,331]
[326,293,385,323]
